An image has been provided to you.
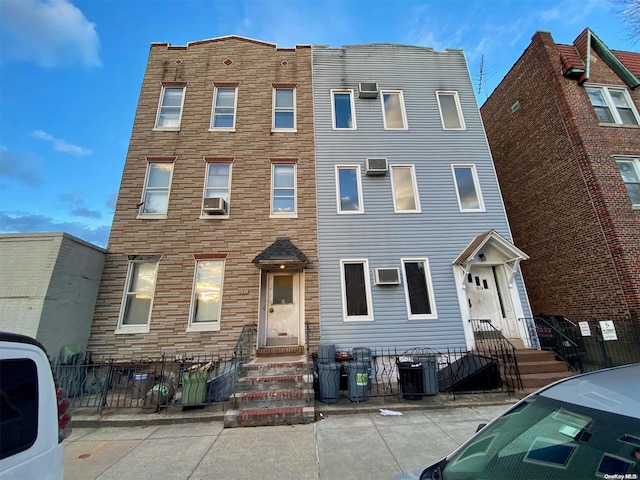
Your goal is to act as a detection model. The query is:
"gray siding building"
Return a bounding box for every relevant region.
[312,44,532,350]
[0,233,105,356]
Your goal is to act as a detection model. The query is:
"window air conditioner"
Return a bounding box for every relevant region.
[374,268,401,285]
[203,197,226,214]
[365,158,388,176]
[358,82,379,99]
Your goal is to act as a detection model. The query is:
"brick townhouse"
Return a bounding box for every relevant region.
[481,28,640,322]
[87,36,319,357]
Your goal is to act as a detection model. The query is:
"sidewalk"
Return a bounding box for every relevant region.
[64,394,517,479]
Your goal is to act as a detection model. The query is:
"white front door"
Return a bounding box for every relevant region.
[466,266,505,330]
[266,272,299,346]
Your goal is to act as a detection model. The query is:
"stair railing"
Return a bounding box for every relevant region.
[529,316,584,373]
[233,323,257,363]
[470,319,522,391]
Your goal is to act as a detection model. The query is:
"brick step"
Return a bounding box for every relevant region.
[509,371,575,389]
[514,349,556,363]
[224,406,315,428]
[241,361,307,377]
[235,374,312,392]
[518,360,570,375]
[232,388,313,409]
[257,346,305,357]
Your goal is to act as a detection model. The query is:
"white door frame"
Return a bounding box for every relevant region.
[258,269,305,348]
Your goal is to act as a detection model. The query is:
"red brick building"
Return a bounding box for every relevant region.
[88,36,319,358]
[481,29,639,322]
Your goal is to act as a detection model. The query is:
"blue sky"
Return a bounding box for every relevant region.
[0,0,634,248]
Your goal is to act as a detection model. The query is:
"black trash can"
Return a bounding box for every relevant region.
[317,362,341,404]
[398,361,424,400]
[346,361,369,402]
[412,356,439,396]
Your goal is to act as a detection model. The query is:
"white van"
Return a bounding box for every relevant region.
[0,332,71,480]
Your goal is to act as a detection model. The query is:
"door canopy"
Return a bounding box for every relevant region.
[252,237,309,271]
[453,230,529,287]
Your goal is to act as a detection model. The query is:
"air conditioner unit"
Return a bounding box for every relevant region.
[374,268,401,285]
[365,158,388,176]
[358,82,379,99]
[203,197,226,214]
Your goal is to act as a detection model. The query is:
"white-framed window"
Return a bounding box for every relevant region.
[340,259,373,321]
[615,157,640,207]
[381,90,408,130]
[154,86,185,130]
[586,86,639,125]
[116,259,159,334]
[331,89,356,129]
[271,163,297,217]
[401,258,437,319]
[139,161,174,218]
[201,161,232,218]
[390,165,421,213]
[211,86,238,130]
[187,259,225,332]
[436,91,466,130]
[272,87,296,131]
[452,164,485,212]
[336,165,364,214]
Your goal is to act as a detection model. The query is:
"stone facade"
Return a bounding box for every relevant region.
[88,37,318,358]
[481,30,640,321]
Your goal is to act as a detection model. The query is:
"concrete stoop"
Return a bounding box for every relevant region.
[224,353,314,428]
[510,349,574,390]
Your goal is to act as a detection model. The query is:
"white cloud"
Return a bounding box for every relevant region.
[0,0,101,68]
[32,130,93,156]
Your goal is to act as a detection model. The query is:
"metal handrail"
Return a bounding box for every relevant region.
[535,316,579,348]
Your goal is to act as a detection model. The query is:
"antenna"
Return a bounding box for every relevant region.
[477,55,484,95]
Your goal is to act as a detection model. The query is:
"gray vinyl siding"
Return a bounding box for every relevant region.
[312,44,530,350]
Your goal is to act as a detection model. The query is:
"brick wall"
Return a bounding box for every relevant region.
[481,31,639,320]
[88,38,318,358]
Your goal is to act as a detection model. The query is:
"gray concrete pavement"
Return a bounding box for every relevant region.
[64,404,511,480]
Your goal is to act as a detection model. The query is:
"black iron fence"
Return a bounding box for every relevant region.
[52,352,240,413]
[520,315,640,373]
[312,345,518,404]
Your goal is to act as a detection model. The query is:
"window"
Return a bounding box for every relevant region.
[117,260,159,333]
[139,161,174,217]
[340,260,373,321]
[436,91,466,130]
[331,90,356,129]
[202,161,231,217]
[188,259,225,332]
[402,259,437,319]
[0,359,38,460]
[211,86,238,130]
[390,165,420,213]
[586,86,639,125]
[271,163,297,217]
[336,165,364,213]
[273,87,296,130]
[381,91,408,129]
[615,157,640,207]
[154,86,185,130]
[452,165,485,212]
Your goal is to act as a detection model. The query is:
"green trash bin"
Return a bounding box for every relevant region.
[182,370,208,405]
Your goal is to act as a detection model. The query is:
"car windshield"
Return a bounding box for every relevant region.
[439,394,640,480]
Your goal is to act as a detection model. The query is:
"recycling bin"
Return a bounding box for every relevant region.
[318,344,336,364]
[352,347,372,390]
[412,356,439,396]
[132,373,154,400]
[346,361,369,402]
[397,361,424,400]
[182,370,208,405]
[317,362,341,404]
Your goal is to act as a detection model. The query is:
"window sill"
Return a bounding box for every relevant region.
[597,122,640,129]
[394,210,422,214]
[271,128,297,133]
[632,205,640,210]
[208,128,236,132]
[152,127,181,132]
[186,323,220,332]
[115,326,150,334]
[269,213,298,219]
[337,211,365,215]
[199,214,230,220]
[458,209,486,213]
[383,127,409,131]
[332,127,357,131]
[343,317,374,322]
[409,315,439,321]
[442,127,467,131]
[137,214,168,220]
